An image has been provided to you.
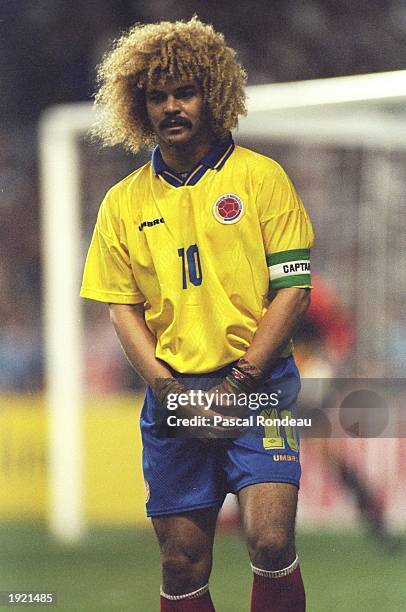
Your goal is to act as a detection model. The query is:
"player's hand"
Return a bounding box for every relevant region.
[154,377,240,439]
[205,358,264,418]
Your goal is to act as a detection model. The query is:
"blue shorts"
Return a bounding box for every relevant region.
[141,356,302,517]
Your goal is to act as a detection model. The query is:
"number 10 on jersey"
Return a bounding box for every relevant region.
[178,244,203,289]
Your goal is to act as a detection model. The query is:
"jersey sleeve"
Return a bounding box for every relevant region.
[80,190,145,304]
[257,163,315,290]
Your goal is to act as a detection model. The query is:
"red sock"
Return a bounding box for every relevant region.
[251,564,305,611]
[160,588,215,611]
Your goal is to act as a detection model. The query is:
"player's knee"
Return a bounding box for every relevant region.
[161,547,211,593]
[248,529,294,569]
[161,553,193,589]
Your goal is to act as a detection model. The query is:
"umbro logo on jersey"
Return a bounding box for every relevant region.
[138,217,165,231]
[272,454,299,462]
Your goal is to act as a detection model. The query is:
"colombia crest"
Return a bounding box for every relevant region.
[213,193,244,224]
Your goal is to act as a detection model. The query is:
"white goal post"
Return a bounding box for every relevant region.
[39,71,406,542]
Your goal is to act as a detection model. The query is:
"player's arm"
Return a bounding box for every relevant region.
[109,302,173,386]
[81,192,174,387]
[244,286,310,373]
[246,163,314,375]
[206,288,310,414]
[207,165,314,409]
[109,303,234,437]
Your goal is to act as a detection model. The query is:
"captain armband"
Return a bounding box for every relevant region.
[266,248,311,290]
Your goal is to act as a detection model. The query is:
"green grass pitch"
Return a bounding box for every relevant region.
[0,524,404,611]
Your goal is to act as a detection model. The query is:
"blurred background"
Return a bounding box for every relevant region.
[1,1,406,610]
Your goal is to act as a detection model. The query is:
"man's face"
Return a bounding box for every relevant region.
[145,79,209,148]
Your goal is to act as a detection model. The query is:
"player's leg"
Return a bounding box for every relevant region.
[224,356,305,610]
[153,508,218,611]
[239,482,305,612]
[140,381,226,610]
[239,482,298,569]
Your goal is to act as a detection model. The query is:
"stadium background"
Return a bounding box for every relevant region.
[1,1,406,610]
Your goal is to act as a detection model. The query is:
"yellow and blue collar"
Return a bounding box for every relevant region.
[152,134,235,187]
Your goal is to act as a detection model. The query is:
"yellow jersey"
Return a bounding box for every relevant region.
[80,137,314,373]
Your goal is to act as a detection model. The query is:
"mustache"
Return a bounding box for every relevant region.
[159,116,192,129]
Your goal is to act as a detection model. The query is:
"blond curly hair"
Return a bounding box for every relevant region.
[92,16,247,152]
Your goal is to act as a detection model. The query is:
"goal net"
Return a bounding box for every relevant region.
[39,71,406,541]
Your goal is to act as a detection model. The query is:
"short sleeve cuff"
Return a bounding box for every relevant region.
[80,287,145,304]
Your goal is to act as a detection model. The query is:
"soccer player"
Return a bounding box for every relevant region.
[81,17,314,611]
